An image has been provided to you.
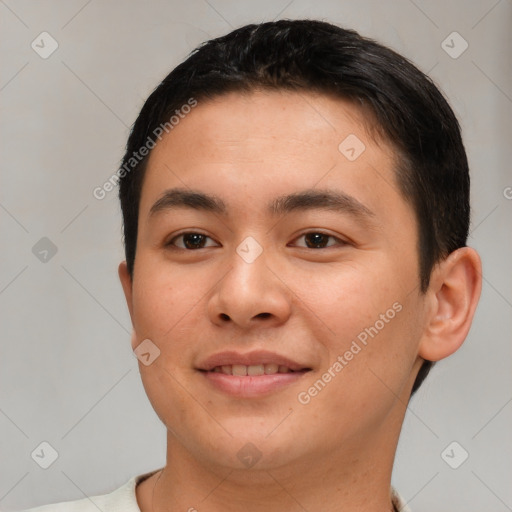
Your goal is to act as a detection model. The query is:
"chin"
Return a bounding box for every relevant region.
[185,421,305,471]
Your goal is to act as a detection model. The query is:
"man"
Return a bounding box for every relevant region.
[25,19,481,512]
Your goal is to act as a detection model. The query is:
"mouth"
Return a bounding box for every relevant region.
[209,364,306,376]
[197,351,312,397]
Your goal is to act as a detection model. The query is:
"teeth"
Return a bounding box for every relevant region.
[264,363,279,375]
[212,364,293,375]
[247,364,265,376]
[232,364,247,376]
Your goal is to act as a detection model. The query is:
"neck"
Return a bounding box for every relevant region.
[140,416,403,512]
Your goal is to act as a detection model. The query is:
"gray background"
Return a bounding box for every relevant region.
[1,1,511,511]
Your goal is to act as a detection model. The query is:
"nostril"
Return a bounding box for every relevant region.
[256,312,271,319]
[219,313,230,321]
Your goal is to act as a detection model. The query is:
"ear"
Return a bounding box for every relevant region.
[119,259,134,319]
[119,261,140,351]
[418,247,482,361]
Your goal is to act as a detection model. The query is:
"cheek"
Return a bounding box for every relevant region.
[131,258,202,340]
[300,260,416,387]
[297,301,418,440]
[296,258,394,338]
[139,365,207,442]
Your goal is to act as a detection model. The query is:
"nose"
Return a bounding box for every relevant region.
[207,243,292,329]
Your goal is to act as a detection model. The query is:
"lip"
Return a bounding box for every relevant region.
[197,350,312,398]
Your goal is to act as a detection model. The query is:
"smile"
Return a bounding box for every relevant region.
[210,364,301,376]
[197,350,312,397]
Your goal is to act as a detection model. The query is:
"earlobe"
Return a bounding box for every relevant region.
[418,247,482,362]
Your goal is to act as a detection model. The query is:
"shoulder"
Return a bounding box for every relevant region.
[20,470,160,512]
[22,500,106,512]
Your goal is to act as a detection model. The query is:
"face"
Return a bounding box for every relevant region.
[120,90,429,471]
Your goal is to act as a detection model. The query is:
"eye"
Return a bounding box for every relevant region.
[291,232,346,249]
[168,232,219,250]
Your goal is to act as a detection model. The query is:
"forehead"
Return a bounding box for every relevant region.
[150,90,384,161]
[140,90,406,223]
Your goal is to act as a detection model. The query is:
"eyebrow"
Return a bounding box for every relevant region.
[149,187,376,223]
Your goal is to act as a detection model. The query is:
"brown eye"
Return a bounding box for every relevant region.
[293,232,344,249]
[169,233,218,250]
[304,233,330,248]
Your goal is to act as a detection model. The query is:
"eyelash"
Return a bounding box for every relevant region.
[167,231,347,250]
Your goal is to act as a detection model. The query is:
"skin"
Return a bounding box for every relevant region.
[119,90,482,512]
